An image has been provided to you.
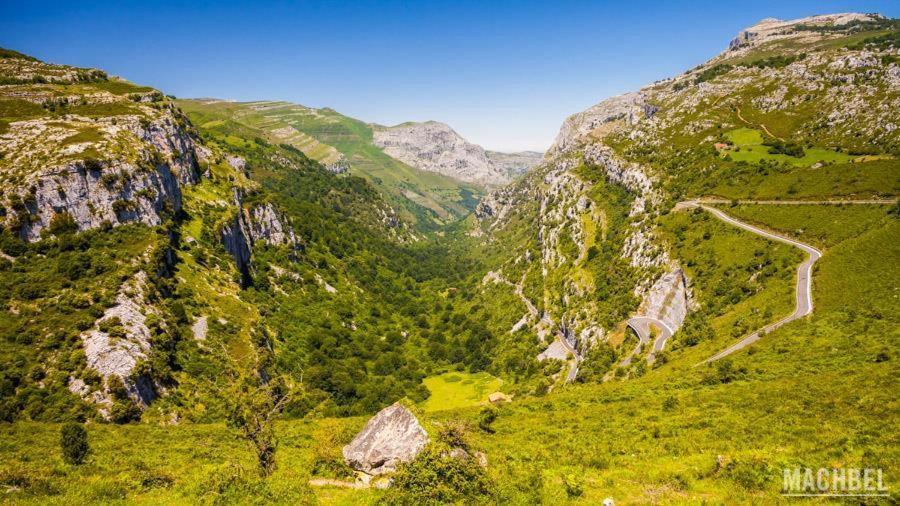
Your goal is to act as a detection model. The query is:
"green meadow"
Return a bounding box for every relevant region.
[723,127,856,167]
[420,371,504,413]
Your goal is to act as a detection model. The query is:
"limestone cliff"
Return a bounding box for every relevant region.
[373,121,540,186]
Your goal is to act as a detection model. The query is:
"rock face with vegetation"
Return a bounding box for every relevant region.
[373,121,540,186]
[176,99,485,230]
[342,403,429,475]
[0,50,201,241]
[0,11,898,504]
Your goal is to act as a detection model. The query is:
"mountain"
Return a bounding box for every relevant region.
[372,120,542,186]
[485,149,544,180]
[0,11,898,504]
[176,99,485,231]
[0,48,491,426]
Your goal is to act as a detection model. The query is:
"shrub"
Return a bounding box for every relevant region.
[60,422,89,464]
[563,473,584,498]
[436,420,471,450]
[662,395,679,412]
[723,457,773,490]
[384,445,494,505]
[48,212,78,236]
[477,406,499,433]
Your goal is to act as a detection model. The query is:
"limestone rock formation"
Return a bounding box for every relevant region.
[220,189,298,285]
[0,53,202,241]
[727,13,881,53]
[80,271,158,408]
[485,150,543,180]
[548,92,650,156]
[373,121,540,186]
[342,402,429,475]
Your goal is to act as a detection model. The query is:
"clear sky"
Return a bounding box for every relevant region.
[3,0,898,152]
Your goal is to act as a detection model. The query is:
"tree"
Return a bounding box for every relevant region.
[60,422,89,465]
[215,342,293,477]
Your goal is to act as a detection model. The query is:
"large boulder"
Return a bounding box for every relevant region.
[342,402,429,475]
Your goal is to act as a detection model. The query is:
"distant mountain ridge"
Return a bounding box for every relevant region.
[372,121,542,186]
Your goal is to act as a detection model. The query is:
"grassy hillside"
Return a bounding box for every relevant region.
[3,204,895,503]
[176,100,482,231]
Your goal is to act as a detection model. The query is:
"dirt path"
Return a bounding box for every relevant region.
[735,107,785,142]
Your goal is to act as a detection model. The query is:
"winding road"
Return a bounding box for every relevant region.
[497,270,582,382]
[679,202,823,364]
[618,316,675,367]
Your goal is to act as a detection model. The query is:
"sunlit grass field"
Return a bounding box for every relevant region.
[420,371,504,413]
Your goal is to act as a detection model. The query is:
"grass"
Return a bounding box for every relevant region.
[722,128,856,167]
[420,371,503,413]
[718,204,890,248]
[176,99,483,230]
[709,158,900,200]
[0,205,896,504]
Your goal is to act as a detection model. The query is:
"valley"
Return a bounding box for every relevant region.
[0,10,897,505]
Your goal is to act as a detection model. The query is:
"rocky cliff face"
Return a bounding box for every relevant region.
[726,13,880,53]
[373,121,540,186]
[220,189,298,286]
[485,150,544,180]
[548,92,653,156]
[0,54,201,241]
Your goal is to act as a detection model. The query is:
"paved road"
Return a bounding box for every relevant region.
[620,316,675,365]
[681,202,823,364]
[691,198,897,206]
[540,314,581,382]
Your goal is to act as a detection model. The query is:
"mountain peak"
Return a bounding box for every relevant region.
[372,121,541,186]
[728,12,884,52]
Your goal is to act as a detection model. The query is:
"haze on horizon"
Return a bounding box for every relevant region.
[2,0,899,152]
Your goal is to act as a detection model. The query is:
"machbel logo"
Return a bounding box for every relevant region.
[782,467,890,497]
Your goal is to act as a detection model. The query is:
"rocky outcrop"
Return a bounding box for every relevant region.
[343,402,429,475]
[221,205,254,286]
[324,155,350,174]
[1,110,200,241]
[80,271,158,408]
[727,13,880,53]
[220,189,298,286]
[245,202,297,247]
[373,121,537,186]
[13,157,184,242]
[485,150,543,180]
[548,92,650,156]
[642,268,689,333]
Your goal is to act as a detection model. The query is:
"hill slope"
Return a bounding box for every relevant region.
[372,120,541,186]
[0,11,897,505]
[176,99,485,231]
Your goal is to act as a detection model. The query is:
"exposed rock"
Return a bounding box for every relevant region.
[488,392,511,404]
[727,13,880,53]
[642,268,689,333]
[80,271,157,408]
[245,202,297,247]
[225,154,246,172]
[342,402,429,475]
[1,103,200,241]
[220,189,297,286]
[537,340,570,361]
[485,150,544,180]
[191,316,208,341]
[373,121,538,186]
[324,155,350,174]
[548,92,649,155]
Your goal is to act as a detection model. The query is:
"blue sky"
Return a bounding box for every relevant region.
[2,1,898,151]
